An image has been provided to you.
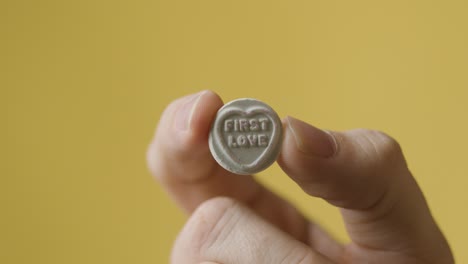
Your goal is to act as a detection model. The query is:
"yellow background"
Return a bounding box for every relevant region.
[2,0,467,263]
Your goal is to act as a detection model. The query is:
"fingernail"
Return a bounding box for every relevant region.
[174,91,205,131]
[286,116,337,158]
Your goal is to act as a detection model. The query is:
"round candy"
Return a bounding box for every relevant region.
[208,98,283,175]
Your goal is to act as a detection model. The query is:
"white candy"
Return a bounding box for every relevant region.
[209,98,283,175]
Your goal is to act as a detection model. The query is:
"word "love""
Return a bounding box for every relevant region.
[227,134,269,148]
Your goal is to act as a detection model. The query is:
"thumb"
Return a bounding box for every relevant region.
[278,116,453,263]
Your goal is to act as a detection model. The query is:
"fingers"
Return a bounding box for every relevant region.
[146,91,343,256]
[278,116,453,262]
[171,197,335,264]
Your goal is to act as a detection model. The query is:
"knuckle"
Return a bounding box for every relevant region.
[194,197,240,250]
[358,129,403,162]
[193,197,239,227]
[173,197,241,259]
[372,130,403,161]
[279,246,317,264]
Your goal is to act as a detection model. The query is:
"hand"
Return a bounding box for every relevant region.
[147,90,454,264]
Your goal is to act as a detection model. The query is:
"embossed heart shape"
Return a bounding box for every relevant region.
[211,105,282,174]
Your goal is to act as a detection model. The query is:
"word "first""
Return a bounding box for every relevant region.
[224,118,270,132]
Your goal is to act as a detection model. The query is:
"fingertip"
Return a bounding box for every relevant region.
[187,90,224,141]
[147,90,223,180]
[278,116,337,179]
[155,90,223,150]
[284,116,337,158]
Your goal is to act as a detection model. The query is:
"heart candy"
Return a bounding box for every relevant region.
[208,98,283,175]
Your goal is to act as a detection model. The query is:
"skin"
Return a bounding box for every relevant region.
[147,90,454,264]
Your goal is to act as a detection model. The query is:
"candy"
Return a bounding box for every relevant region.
[208,98,283,175]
